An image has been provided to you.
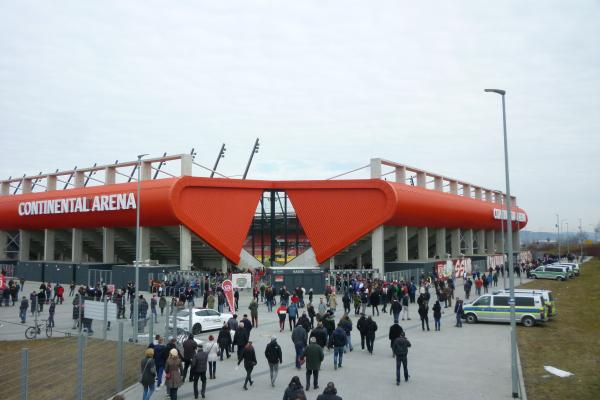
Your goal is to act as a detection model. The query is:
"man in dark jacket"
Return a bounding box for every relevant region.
[182,334,198,382]
[392,332,412,384]
[19,296,28,323]
[365,316,378,355]
[454,298,464,327]
[241,314,253,336]
[340,315,353,353]
[292,324,308,369]
[331,324,347,369]
[217,324,232,360]
[322,312,335,348]
[297,312,311,333]
[316,382,343,400]
[356,313,368,350]
[192,344,208,399]
[303,337,324,391]
[264,336,283,387]
[283,376,305,400]
[238,342,257,391]
[309,322,328,349]
[388,322,404,355]
[234,321,249,360]
[390,298,402,324]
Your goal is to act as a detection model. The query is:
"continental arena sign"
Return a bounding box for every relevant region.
[18,193,137,216]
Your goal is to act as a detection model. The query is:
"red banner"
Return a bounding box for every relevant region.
[222,280,235,313]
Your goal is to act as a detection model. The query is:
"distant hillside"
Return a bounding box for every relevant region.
[520,230,591,243]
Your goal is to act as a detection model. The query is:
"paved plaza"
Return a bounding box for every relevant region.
[0,278,530,400]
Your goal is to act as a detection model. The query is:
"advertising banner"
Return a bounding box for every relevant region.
[453,258,472,278]
[435,260,454,280]
[232,273,252,289]
[222,280,235,312]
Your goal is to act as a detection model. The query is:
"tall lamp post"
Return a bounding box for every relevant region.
[134,153,149,342]
[563,221,570,256]
[485,88,519,399]
[556,214,561,261]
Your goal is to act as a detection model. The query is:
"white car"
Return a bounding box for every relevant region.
[174,308,233,334]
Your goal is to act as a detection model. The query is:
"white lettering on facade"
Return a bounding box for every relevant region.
[17,193,137,217]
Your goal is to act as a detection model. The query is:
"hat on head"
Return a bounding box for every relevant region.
[271,335,277,342]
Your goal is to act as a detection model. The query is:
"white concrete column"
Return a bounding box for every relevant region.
[476,230,486,255]
[434,176,443,191]
[371,226,385,273]
[43,175,57,261]
[0,182,9,259]
[436,228,447,258]
[396,227,408,262]
[449,181,458,195]
[369,158,382,180]
[395,166,406,183]
[357,255,363,268]
[19,178,33,261]
[464,229,474,255]
[180,225,192,270]
[71,171,85,263]
[221,257,228,274]
[486,230,495,254]
[450,228,461,257]
[329,256,335,270]
[474,187,483,200]
[138,161,152,262]
[103,166,116,263]
[416,172,427,188]
[181,154,193,176]
[418,227,429,260]
[462,184,472,198]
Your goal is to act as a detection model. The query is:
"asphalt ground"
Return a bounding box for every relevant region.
[0,276,530,400]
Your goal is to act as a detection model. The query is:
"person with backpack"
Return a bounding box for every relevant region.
[140,348,157,400]
[191,344,208,399]
[331,324,347,369]
[264,336,283,387]
[388,322,404,356]
[392,332,411,385]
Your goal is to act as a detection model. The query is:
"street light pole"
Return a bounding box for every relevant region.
[134,153,149,342]
[485,88,519,399]
[578,218,583,261]
[556,214,561,261]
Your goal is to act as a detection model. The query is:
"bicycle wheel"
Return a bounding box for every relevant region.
[46,325,53,337]
[25,326,36,339]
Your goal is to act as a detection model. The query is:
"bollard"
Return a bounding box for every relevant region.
[20,348,28,400]
[76,332,85,400]
[117,322,124,392]
[188,303,193,335]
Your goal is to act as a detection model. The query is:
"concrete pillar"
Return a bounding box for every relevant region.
[221,257,228,274]
[138,161,152,262]
[19,178,33,261]
[180,225,192,270]
[474,187,483,200]
[476,230,486,255]
[357,255,363,268]
[485,190,493,203]
[396,227,408,262]
[43,175,57,261]
[0,182,9,259]
[436,228,447,258]
[371,226,385,273]
[395,166,406,183]
[495,230,504,255]
[369,158,382,180]
[463,184,471,198]
[449,181,458,195]
[71,171,85,263]
[450,228,461,257]
[418,227,429,260]
[464,229,474,255]
[486,230,495,254]
[103,167,116,263]
[329,256,335,270]
[179,155,193,270]
[434,176,443,191]
[416,172,427,188]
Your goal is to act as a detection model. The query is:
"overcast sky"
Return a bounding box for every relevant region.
[1,1,598,233]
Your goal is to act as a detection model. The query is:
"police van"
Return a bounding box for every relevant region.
[529,265,569,281]
[555,262,580,276]
[463,292,547,327]
[496,289,557,319]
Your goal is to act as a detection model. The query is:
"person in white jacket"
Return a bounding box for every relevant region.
[205,335,219,379]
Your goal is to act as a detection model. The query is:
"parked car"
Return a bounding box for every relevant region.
[530,265,569,281]
[554,262,580,276]
[174,308,233,334]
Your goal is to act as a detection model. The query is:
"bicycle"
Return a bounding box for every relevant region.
[25,319,53,339]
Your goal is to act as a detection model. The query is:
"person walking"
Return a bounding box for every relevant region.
[233,321,249,360]
[264,336,283,387]
[19,296,28,323]
[276,304,288,332]
[331,323,347,369]
[48,300,56,328]
[433,300,442,331]
[151,295,158,323]
[454,298,464,328]
[248,298,259,328]
[141,348,157,400]
[182,334,198,382]
[287,301,298,330]
[164,348,183,400]
[191,344,208,399]
[159,295,167,316]
[392,332,411,385]
[154,337,167,388]
[283,376,305,400]
[390,298,402,324]
[206,335,219,379]
[309,322,328,349]
[370,289,380,316]
[365,316,378,355]
[342,293,351,315]
[292,323,308,369]
[388,321,404,357]
[237,341,257,390]
[401,294,410,320]
[357,313,367,351]
[316,382,343,400]
[340,315,353,353]
[217,323,232,360]
[303,337,324,391]
[417,297,429,331]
